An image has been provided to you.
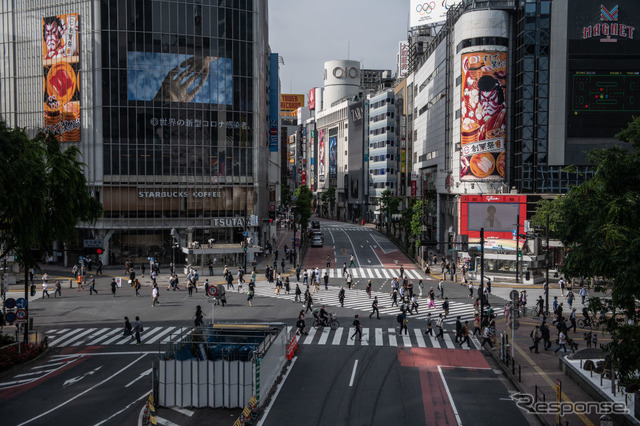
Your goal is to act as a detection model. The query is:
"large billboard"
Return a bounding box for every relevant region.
[460,51,507,181]
[127,52,232,104]
[42,13,80,142]
[410,0,461,27]
[329,135,337,180]
[280,94,305,112]
[318,128,325,182]
[459,195,527,240]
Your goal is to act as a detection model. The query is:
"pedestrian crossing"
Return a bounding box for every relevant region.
[45,326,193,348]
[321,226,374,232]
[295,326,483,350]
[251,285,497,325]
[301,267,425,280]
[40,325,483,350]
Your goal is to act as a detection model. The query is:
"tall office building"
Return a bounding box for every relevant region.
[0,0,272,266]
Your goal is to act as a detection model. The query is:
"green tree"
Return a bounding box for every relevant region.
[0,123,102,269]
[534,116,640,390]
[281,184,291,207]
[293,185,313,234]
[410,200,426,248]
[380,190,401,232]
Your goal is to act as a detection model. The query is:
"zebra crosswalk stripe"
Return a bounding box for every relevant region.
[318,328,331,345]
[303,327,317,345]
[414,329,426,348]
[332,327,343,345]
[375,328,383,346]
[387,328,397,347]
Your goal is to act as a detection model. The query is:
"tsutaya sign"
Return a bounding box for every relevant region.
[211,217,245,227]
[138,190,221,198]
[582,4,635,41]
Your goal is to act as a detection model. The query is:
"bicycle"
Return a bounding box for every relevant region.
[534,306,550,317]
[312,313,340,330]
[578,317,595,329]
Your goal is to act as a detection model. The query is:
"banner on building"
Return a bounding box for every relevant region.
[410,0,461,28]
[280,94,305,112]
[42,13,80,142]
[460,51,507,181]
[318,129,325,182]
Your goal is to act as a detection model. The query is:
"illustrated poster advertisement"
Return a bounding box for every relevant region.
[42,13,80,142]
[460,51,507,180]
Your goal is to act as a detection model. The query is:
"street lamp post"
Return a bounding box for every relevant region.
[545,213,550,315]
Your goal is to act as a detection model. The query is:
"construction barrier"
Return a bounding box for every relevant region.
[286,333,298,360]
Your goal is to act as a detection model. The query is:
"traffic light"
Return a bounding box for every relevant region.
[243,242,247,252]
[86,248,104,255]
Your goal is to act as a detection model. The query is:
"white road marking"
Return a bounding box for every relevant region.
[348,359,358,387]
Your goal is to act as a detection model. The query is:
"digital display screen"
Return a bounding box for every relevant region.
[467,202,519,233]
[571,71,640,113]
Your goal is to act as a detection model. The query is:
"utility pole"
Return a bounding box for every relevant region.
[545,213,550,315]
[480,227,485,327]
[515,214,520,284]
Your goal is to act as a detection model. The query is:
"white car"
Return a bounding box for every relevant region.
[311,235,323,247]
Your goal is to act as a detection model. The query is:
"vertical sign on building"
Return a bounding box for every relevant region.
[398,41,409,77]
[318,129,325,182]
[460,51,507,181]
[269,53,279,152]
[308,87,316,110]
[42,13,80,142]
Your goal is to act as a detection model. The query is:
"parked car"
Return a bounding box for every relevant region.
[311,220,320,229]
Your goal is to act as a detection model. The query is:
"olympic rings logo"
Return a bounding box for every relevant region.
[416,2,436,15]
[443,0,457,10]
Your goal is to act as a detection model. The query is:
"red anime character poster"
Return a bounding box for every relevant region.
[460,51,507,180]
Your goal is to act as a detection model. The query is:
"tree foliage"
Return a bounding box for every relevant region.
[0,123,102,268]
[410,200,426,248]
[535,116,640,390]
[293,185,313,233]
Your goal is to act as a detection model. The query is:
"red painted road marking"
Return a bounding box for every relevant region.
[397,347,490,425]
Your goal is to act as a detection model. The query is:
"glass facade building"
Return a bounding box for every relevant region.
[0,0,271,266]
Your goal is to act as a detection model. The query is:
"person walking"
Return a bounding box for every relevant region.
[194,305,205,327]
[554,330,568,353]
[294,284,302,303]
[442,297,450,318]
[152,283,159,307]
[89,276,97,295]
[323,272,329,290]
[41,281,50,298]
[122,316,133,340]
[424,313,433,336]
[579,286,589,305]
[391,288,399,307]
[481,325,494,348]
[295,265,301,282]
[369,296,380,319]
[566,288,575,309]
[351,315,362,341]
[304,293,313,313]
[53,281,62,298]
[540,322,551,350]
[459,321,471,348]
[111,278,117,297]
[399,265,405,278]
[427,288,436,309]
[536,296,545,317]
[398,311,408,335]
[468,282,474,298]
[132,316,143,345]
[410,295,419,315]
[435,313,444,338]
[366,280,372,298]
[418,279,424,298]
[141,263,146,278]
[569,308,577,333]
[326,255,331,268]
[134,279,141,297]
[529,325,541,353]
[247,286,254,307]
[342,263,347,277]
[208,260,214,276]
[455,316,463,344]
[338,286,346,307]
[96,259,103,275]
[473,316,481,337]
[346,273,353,290]
[349,254,356,268]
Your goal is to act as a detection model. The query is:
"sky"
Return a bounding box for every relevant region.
[268,0,411,96]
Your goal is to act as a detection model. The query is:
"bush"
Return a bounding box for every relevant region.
[0,342,46,372]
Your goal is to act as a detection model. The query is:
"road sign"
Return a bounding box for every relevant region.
[5,312,16,323]
[510,290,519,301]
[84,239,104,248]
[207,286,218,297]
[15,309,27,320]
[4,298,16,309]
[16,298,27,309]
[512,229,517,240]
[295,238,300,247]
[242,231,249,237]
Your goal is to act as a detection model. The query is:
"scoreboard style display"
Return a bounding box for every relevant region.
[571,71,640,113]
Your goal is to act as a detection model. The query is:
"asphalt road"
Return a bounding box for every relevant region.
[0,348,152,426]
[261,345,426,426]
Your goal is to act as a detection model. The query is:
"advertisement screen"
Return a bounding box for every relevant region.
[42,13,80,142]
[460,51,507,181]
[329,136,337,180]
[318,129,325,182]
[280,94,305,111]
[127,52,232,104]
[467,202,519,233]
